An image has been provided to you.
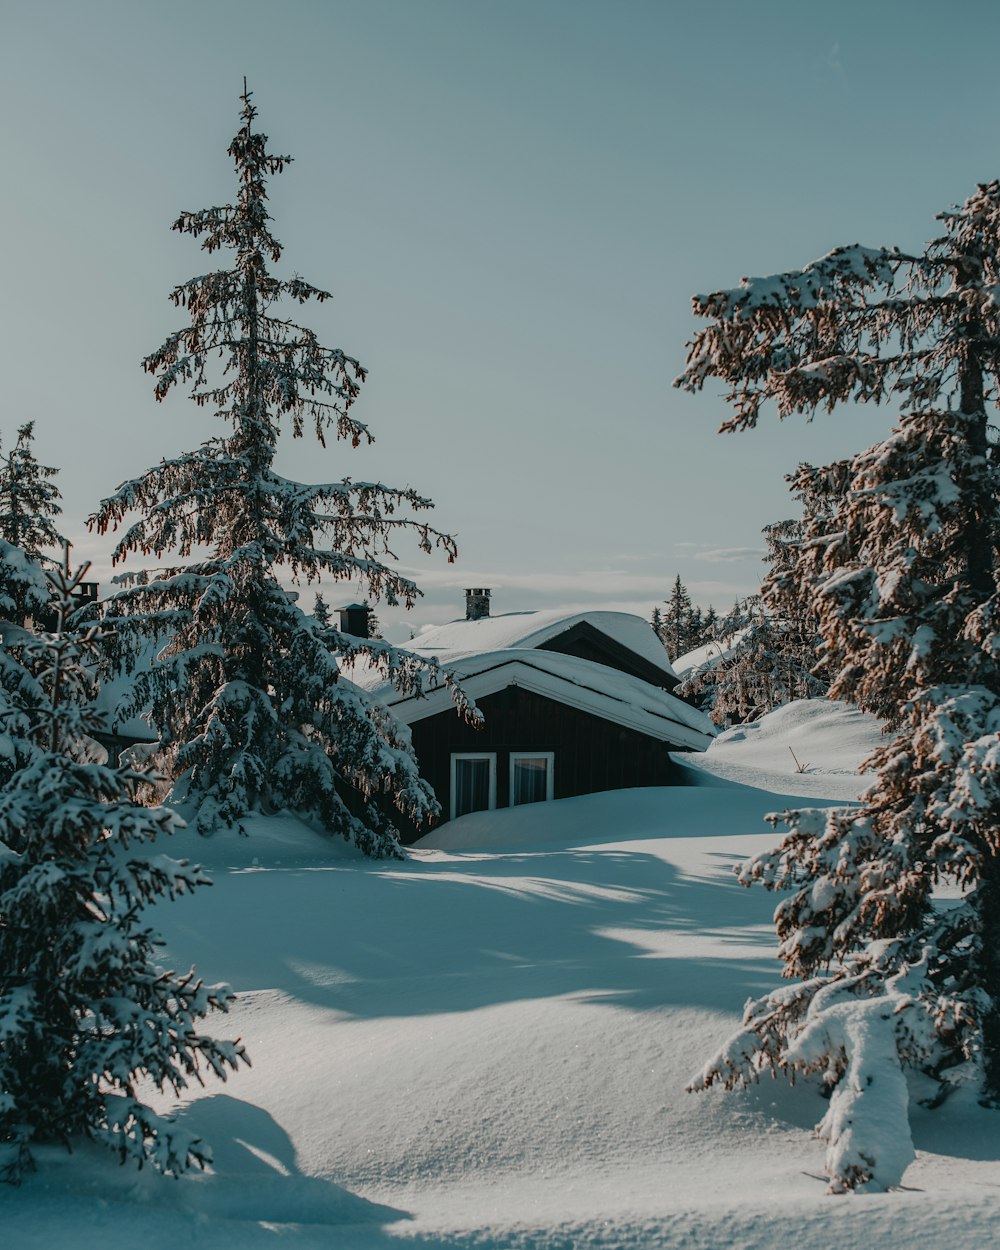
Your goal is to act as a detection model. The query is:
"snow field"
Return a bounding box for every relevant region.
[2,702,998,1248]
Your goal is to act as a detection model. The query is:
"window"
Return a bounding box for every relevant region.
[450,753,497,821]
[509,752,555,807]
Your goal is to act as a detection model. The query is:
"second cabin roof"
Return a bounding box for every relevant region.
[408,609,678,682]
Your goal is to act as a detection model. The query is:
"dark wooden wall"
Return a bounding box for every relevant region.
[400,685,689,844]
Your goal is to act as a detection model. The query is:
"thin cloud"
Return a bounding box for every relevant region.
[692,547,764,564]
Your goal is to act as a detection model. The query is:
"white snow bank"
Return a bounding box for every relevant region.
[161,810,370,872]
[415,782,839,852]
[675,699,887,801]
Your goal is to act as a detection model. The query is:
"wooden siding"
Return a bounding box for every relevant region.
[400,684,688,844]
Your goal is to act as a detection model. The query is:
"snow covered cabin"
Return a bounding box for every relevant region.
[343,590,715,841]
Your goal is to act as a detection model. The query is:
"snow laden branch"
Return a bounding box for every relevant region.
[682,181,1000,1192]
[94,464,456,593]
[674,225,1000,430]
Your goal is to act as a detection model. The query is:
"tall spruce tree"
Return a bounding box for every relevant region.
[0,555,247,1182]
[678,184,1000,1191]
[90,87,471,855]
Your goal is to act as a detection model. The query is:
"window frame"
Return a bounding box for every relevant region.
[508,751,555,808]
[450,752,497,821]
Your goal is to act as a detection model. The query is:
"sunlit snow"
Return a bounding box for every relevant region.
[3,700,998,1248]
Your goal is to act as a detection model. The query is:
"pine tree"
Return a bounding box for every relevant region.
[90,87,472,855]
[663,575,696,658]
[312,592,331,628]
[0,541,49,789]
[364,600,382,640]
[0,442,57,784]
[0,555,247,1183]
[0,424,62,627]
[759,518,829,703]
[678,185,1000,1190]
[0,423,62,560]
[650,605,665,644]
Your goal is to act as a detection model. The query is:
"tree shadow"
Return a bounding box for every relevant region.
[908,1086,1000,1163]
[156,835,787,1025]
[162,1095,408,1229]
[5,1100,435,1250]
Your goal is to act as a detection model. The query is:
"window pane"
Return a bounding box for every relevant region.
[512,756,549,806]
[454,758,492,818]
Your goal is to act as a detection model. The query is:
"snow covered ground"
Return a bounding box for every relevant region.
[675,698,889,801]
[4,700,999,1248]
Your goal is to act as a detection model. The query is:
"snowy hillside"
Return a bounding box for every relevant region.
[2,701,998,1248]
[676,698,888,800]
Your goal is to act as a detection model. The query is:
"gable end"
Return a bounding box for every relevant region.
[538,620,679,691]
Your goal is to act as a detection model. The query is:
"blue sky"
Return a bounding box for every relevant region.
[3,0,999,637]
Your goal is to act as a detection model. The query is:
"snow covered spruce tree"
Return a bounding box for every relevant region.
[660,575,697,658]
[311,592,331,629]
[0,423,62,561]
[0,544,50,791]
[0,425,61,784]
[0,555,247,1183]
[90,87,471,854]
[677,185,1000,1191]
[680,594,777,724]
[0,423,62,627]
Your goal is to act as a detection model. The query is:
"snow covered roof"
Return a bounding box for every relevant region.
[344,646,713,752]
[671,636,742,684]
[408,609,678,681]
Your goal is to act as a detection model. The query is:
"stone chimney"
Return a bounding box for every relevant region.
[465,588,491,621]
[337,603,370,638]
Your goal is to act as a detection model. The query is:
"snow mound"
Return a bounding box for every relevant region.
[157,811,370,873]
[415,783,840,852]
[676,699,886,801]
